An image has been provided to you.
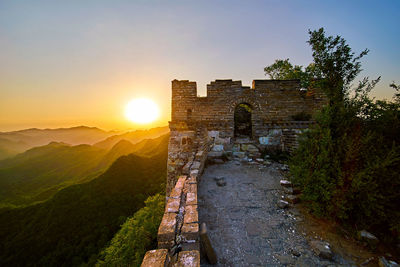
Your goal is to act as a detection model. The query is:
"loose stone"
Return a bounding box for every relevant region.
[309,240,333,260]
[277,200,289,209]
[358,230,379,247]
[280,179,292,187]
[285,194,300,204]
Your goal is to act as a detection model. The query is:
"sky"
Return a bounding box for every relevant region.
[1,0,399,131]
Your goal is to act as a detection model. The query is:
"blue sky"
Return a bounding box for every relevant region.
[0,0,399,130]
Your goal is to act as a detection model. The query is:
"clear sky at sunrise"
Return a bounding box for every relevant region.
[1,0,399,131]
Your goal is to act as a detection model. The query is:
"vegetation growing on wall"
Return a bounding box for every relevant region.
[266,28,400,243]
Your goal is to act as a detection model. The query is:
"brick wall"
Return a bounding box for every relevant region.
[171,79,326,139]
[141,79,326,266]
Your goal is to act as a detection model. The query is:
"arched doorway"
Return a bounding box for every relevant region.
[234,103,252,138]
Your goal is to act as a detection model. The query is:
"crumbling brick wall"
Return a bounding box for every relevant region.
[167,79,327,194]
[141,79,327,266]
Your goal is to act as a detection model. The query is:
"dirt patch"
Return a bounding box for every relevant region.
[295,203,399,266]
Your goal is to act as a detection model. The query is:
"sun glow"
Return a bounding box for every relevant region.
[125,98,160,124]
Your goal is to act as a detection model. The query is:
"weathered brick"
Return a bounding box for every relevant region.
[141,249,168,267]
[186,192,197,206]
[169,187,182,199]
[184,205,198,224]
[175,176,186,189]
[186,176,197,184]
[181,241,200,251]
[181,222,199,241]
[191,161,201,170]
[165,198,180,213]
[190,169,199,177]
[158,240,174,250]
[183,182,197,195]
[158,213,177,242]
[173,250,200,267]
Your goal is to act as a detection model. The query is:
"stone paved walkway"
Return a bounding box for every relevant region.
[198,160,352,267]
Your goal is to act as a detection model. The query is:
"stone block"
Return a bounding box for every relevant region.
[195,150,204,157]
[232,144,240,152]
[190,169,199,177]
[186,192,197,206]
[175,176,186,189]
[233,151,246,158]
[211,144,224,152]
[174,250,200,267]
[141,249,168,267]
[181,222,199,240]
[280,180,292,187]
[208,151,223,157]
[241,144,259,152]
[184,205,198,224]
[158,213,177,242]
[182,162,191,174]
[191,161,201,170]
[158,240,175,249]
[165,198,180,213]
[215,137,230,145]
[169,187,183,199]
[181,241,200,251]
[184,179,197,194]
[187,175,197,184]
[189,183,197,194]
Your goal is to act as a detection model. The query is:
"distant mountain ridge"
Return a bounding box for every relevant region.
[94,126,169,150]
[0,125,169,160]
[0,131,170,207]
[0,133,169,266]
[0,126,117,160]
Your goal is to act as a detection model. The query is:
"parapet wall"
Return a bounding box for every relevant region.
[171,79,326,134]
[141,128,208,267]
[141,78,327,266]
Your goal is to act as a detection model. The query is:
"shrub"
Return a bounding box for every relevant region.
[266,28,400,243]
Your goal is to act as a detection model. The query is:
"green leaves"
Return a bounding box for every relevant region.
[286,28,400,243]
[264,58,316,88]
[97,194,165,267]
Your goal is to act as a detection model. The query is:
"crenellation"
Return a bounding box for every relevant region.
[142,78,327,267]
[168,78,327,193]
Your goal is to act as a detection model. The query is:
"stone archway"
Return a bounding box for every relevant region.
[234,103,252,138]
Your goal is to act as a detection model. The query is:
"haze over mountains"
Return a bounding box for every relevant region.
[0,126,169,207]
[0,126,169,160]
[0,133,169,266]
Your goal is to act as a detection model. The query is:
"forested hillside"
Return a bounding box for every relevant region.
[0,134,169,266]
[0,131,169,207]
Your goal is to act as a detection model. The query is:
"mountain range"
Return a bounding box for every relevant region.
[0,133,169,266]
[0,126,169,207]
[0,126,169,160]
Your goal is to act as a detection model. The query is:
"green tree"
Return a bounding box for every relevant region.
[96,193,165,267]
[264,58,320,88]
[265,28,400,242]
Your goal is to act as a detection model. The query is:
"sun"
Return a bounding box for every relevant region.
[125,98,160,124]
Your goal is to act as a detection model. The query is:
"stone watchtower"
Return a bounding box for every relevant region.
[166,79,327,194]
[141,79,327,266]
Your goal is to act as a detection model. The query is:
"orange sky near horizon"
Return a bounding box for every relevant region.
[1,1,399,132]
